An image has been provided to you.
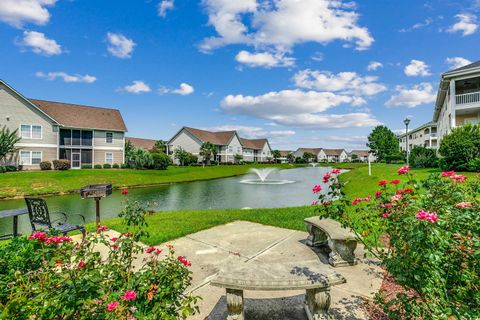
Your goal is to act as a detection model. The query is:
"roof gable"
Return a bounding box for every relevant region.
[184,127,236,145]
[127,137,157,150]
[240,138,268,150]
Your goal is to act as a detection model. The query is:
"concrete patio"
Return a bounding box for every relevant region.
[94,221,383,319]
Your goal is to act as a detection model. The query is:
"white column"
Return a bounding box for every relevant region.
[450,80,456,129]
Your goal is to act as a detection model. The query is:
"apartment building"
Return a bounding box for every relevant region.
[0,80,127,169]
[398,121,438,152]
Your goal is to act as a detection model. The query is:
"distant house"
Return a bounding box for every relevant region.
[350,150,376,162]
[278,150,292,163]
[292,148,323,161]
[0,79,127,169]
[126,137,158,151]
[323,149,349,162]
[167,127,272,164]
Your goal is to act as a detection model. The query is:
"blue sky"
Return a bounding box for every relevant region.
[1,0,479,150]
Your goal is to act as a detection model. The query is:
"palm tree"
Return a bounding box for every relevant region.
[0,126,21,165]
[153,140,167,153]
[199,142,217,165]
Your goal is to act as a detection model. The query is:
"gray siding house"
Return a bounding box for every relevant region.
[0,79,127,169]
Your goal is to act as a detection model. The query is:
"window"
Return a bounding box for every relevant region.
[105,152,113,165]
[19,151,42,165]
[106,132,113,144]
[20,125,42,139]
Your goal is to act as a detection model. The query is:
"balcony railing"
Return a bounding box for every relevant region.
[456,91,480,105]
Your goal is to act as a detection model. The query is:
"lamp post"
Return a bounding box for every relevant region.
[404,118,411,166]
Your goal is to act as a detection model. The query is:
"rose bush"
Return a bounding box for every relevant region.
[0,191,199,319]
[313,167,480,319]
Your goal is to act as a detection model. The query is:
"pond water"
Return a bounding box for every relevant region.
[0,167,333,235]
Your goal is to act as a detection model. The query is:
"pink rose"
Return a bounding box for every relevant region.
[375,191,382,198]
[106,301,119,311]
[78,261,86,268]
[441,171,455,177]
[312,185,322,194]
[397,166,409,175]
[390,179,400,185]
[455,202,472,208]
[331,168,341,175]
[378,180,387,186]
[110,237,118,242]
[450,174,467,183]
[390,195,402,202]
[97,225,109,232]
[311,200,318,206]
[322,172,332,183]
[177,256,192,267]
[381,213,389,219]
[122,290,137,301]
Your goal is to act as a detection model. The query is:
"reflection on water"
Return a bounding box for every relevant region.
[0,167,333,235]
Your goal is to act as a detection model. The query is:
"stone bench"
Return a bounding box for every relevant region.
[304,217,358,267]
[211,261,346,320]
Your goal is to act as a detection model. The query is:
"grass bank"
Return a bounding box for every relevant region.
[0,164,299,199]
[95,163,471,246]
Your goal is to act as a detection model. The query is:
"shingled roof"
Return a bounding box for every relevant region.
[184,127,236,145]
[240,138,268,150]
[323,149,346,156]
[279,150,292,157]
[297,148,322,155]
[350,150,370,157]
[444,60,480,75]
[127,137,157,150]
[30,99,127,132]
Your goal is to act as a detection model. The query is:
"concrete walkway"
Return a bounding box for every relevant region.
[82,221,383,319]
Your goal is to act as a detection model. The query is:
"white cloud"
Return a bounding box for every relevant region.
[447,14,478,36]
[36,71,96,83]
[445,57,471,69]
[200,0,373,53]
[0,0,56,28]
[158,0,174,17]
[399,18,433,32]
[235,50,294,68]
[107,32,135,59]
[159,83,195,96]
[367,61,383,71]
[293,69,387,96]
[221,89,379,128]
[385,83,436,108]
[205,125,295,139]
[121,81,151,94]
[19,30,62,56]
[404,59,431,77]
[311,52,324,62]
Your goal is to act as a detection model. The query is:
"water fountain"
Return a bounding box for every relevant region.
[310,163,318,167]
[239,168,295,185]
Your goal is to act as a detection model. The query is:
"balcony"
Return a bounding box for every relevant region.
[456,91,480,106]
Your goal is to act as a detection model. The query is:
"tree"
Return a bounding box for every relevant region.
[199,142,217,165]
[128,148,154,169]
[302,152,315,162]
[234,154,243,164]
[351,154,359,162]
[286,153,295,163]
[151,152,172,170]
[174,147,190,166]
[0,126,21,165]
[272,150,281,163]
[152,140,167,153]
[367,125,400,161]
[439,124,480,170]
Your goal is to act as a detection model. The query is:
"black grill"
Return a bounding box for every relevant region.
[80,184,113,199]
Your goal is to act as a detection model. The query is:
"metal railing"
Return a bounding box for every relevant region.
[456,91,480,105]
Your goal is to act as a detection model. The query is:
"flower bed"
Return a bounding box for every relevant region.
[313,166,480,319]
[0,191,199,319]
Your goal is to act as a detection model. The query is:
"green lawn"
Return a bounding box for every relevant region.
[0,164,299,199]
[94,163,467,246]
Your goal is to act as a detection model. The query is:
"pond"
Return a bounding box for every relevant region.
[0,167,334,235]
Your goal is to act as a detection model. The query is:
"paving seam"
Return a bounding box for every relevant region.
[185,236,251,259]
[244,230,299,262]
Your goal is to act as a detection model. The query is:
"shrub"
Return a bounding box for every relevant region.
[439,124,480,171]
[94,164,102,169]
[39,161,52,170]
[128,147,154,169]
[103,163,112,169]
[408,146,438,168]
[466,158,480,171]
[112,163,120,169]
[121,163,129,169]
[314,167,480,319]
[4,165,17,172]
[151,152,171,170]
[0,195,200,319]
[384,154,404,164]
[81,164,92,169]
[295,157,306,164]
[52,159,71,170]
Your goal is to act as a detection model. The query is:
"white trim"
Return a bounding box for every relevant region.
[19,124,43,139]
[17,143,57,148]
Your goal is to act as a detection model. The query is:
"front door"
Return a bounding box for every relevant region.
[71,152,81,169]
